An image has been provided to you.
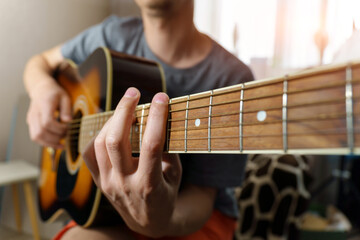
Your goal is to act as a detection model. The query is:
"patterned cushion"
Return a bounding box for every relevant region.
[235,155,313,240]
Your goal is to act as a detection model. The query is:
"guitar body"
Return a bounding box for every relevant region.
[38,47,165,227]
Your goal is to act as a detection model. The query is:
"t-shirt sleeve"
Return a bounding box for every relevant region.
[60,16,118,64]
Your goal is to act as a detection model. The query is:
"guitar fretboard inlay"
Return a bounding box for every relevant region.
[257,111,267,122]
[195,119,201,127]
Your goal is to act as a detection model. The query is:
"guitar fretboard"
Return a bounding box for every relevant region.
[74,62,360,155]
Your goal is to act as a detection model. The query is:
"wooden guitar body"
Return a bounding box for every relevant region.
[38,47,165,227]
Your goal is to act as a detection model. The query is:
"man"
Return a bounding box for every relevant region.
[24,0,253,239]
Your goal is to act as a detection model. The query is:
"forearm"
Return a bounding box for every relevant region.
[23,45,64,96]
[166,184,217,237]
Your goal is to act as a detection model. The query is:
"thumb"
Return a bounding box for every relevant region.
[162,154,182,186]
[59,93,72,122]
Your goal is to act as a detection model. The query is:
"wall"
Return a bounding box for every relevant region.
[0,0,111,162]
[0,0,111,238]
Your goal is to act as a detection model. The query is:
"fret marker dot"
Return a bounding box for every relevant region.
[257,111,267,122]
[135,126,139,132]
[195,119,201,127]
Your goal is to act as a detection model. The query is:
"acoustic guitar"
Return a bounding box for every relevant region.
[38,47,360,227]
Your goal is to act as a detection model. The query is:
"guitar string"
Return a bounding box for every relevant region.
[69,129,360,152]
[69,127,360,142]
[66,93,359,133]
[66,91,360,134]
[67,111,351,136]
[63,80,360,146]
[63,78,360,127]
[68,113,360,148]
[58,65,360,150]
[65,96,359,135]
[66,108,360,142]
[67,118,360,143]
[67,96,352,131]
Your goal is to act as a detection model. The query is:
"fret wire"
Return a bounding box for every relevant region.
[70,81,360,151]
[184,96,190,152]
[166,99,172,152]
[69,128,360,147]
[79,118,83,151]
[95,114,98,137]
[208,90,213,152]
[164,129,355,142]
[239,84,244,152]
[170,99,244,114]
[167,97,351,123]
[65,78,360,126]
[346,65,354,152]
[143,79,358,115]
[140,105,145,151]
[101,114,104,132]
[167,86,242,107]
[169,111,237,122]
[287,81,354,95]
[130,121,133,150]
[167,96,355,121]
[68,112,355,136]
[70,129,360,150]
[282,76,288,152]
[165,78,360,112]
[70,94,360,130]
[164,78,360,108]
[167,114,348,132]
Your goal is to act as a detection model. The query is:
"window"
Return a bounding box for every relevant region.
[195,0,360,75]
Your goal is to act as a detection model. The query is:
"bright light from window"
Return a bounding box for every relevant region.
[195,0,360,74]
[195,0,277,63]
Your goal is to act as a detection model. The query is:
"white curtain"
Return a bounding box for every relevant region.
[194,0,360,70]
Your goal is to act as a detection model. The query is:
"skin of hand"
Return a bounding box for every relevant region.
[26,79,71,148]
[24,46,72,148]
[82,87,183,238]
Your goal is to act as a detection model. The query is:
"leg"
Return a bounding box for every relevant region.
[11,183,22,232]
[62,223,136,240]
[23,181,41,240]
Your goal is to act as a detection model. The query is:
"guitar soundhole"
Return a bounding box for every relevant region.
[69,110,83,163]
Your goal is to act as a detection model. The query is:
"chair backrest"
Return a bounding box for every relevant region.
[6,94,41,164]
[0,94,41,215]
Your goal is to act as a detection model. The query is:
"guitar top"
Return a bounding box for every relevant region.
[38,47,165,227]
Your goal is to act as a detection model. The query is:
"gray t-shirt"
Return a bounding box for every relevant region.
[61,16,254,218]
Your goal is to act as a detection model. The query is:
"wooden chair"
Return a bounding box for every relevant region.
[0,160,40,240]
[0,95,42,240]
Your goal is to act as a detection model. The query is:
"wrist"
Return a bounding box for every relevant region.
[28,77,58,100]
[24,54,59,99]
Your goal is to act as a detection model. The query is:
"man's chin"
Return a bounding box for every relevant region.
[139,0,185,16]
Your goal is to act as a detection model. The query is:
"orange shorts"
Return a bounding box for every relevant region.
[53,210,236,240]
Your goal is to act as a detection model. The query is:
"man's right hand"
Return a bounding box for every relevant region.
[27,79,72,148]
[24,45,71,148]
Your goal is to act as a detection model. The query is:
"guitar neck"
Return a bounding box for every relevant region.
[77,62,360,155]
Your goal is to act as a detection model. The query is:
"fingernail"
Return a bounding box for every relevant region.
[125,88,138,98]
[154,92,169,104]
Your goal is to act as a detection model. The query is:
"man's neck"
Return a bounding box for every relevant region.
[141,3,212,69]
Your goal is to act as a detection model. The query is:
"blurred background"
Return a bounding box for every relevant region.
[0,0,359,239]
[1,0,360,163]
[194,0,360,77]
